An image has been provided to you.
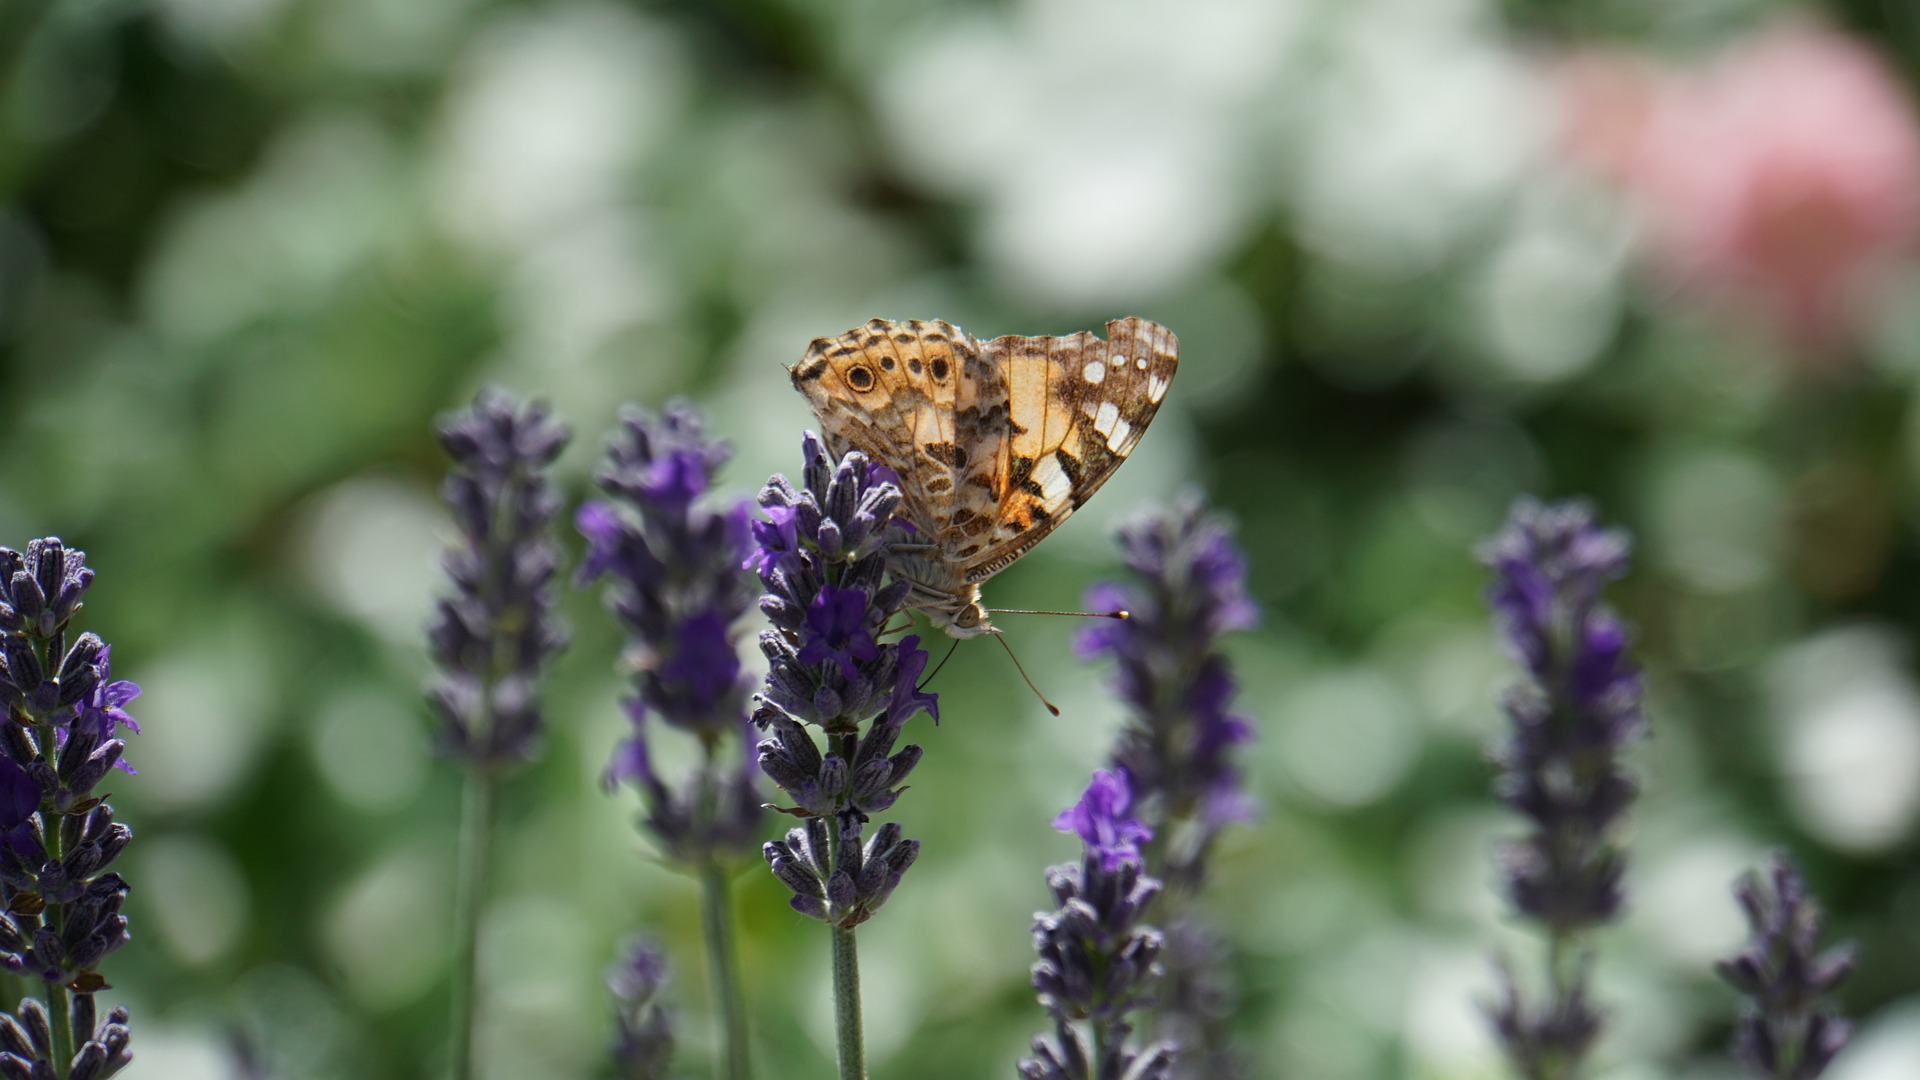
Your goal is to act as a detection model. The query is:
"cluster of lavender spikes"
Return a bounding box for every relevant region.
[752,433,934,928]
[1480,499,1645,1074]
[427,389,572,768]
[1717,855,1857,1080]
[1020,770,1175,1080]
[577,403,761,864]
[0,540,138,1080]
[1078,498,1256,1076]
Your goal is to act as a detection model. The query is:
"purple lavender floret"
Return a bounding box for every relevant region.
[1716,855,1857,1080]
[751,434,925,734]
[577,403,761,864]
[0,994,130,1080]
[1480,498,1644,1076]
[0,539,138,1078]
[427,388,571,768]
[762,811,919,927]
[750,433,937,926]
[1053,770,1154,874]
[605,938,675,1080]
[1078,498,1256,889]
[1019,771,1176,1080]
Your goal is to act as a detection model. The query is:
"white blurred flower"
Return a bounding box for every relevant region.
[1768,625,1920,851]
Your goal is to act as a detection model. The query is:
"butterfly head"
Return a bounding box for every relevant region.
[916,587,999,639]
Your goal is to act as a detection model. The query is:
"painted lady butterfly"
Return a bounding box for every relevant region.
[789,317,1178,638]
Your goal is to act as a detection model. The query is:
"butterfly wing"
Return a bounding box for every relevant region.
[788,318,972,540]
[962,317,1179,582]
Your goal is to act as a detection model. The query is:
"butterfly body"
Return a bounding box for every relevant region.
[789,317,1178,638]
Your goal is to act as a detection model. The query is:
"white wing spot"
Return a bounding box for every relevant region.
[1030,454,1072,505]
[1082,399,1101,419]
[1082,359,1106,385]
[1093,400,1120,437]
[1109,351,1125,366]
[1147,374,1169,402]
[1135,356,1148,370]
[1106,416,1133,452]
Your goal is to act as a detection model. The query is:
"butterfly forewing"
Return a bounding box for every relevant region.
[789,318,977,540]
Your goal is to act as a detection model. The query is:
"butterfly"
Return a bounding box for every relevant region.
[788,317,1178,638]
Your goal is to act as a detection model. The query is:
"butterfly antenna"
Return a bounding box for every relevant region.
[994,633,1061,716]
[988,607,1130,622]
[918,637,961,693]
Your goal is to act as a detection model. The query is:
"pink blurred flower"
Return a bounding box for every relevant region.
[1559,23,1920,352]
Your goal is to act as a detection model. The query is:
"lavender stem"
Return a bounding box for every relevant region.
[830,922,864,1080]
[448,767,497,1080]
[825,805,865,1080]
[698,857,750,1080]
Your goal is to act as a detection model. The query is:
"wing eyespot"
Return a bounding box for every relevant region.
[930,357,949,381]
[846,364,877,392]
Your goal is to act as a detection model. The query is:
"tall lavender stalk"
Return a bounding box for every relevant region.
[1019,769,1175,1080]
[0,539,137,1080]
[1077,497,1256,1075]
[1480,499,1645,1080]
[577,403,761,1080]
[1716,855,1856,1080]
[427,389,571,1080]
[750,433,935,1080]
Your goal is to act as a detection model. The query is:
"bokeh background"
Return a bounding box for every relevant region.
[5,0,1920,1076]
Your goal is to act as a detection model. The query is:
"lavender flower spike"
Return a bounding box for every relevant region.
[429,389,572,1080]
[749,432,938,1080]
[428,388,571,767]
[1480,498,1645,1078]
[578,402,761,863]
[1020,770,1176,1080]
[1078,495,1256,890]
[1716,855,1857,1080]
[1079,496,1255,1078]
[576,402,761,1080]
[752,432,935,924]
[0,539,139,1079]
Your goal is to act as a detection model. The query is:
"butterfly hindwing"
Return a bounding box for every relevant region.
[965,317,1178,581]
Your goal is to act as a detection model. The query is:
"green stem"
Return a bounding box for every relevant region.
[827,809,864,1080]
[1540,930,1578,1080]
[45,986,68,1079]
[699,859,752,1080]
[449,768,498,1080]
[831,925,864,1080]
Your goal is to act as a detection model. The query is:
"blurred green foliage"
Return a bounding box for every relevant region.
[5,0,1920,1077]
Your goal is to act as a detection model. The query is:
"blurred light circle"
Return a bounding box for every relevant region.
[323,842,450,1009]
[1276,669,1421,807]
[1632,836,1760,967]
[140,832,251,968]
[1826,998,1920,1080]
[311,684,429,813]
[129,642,274,814]
[1646,448,1783,593]
[1770,626,1920,852]
[295,476,445,648]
